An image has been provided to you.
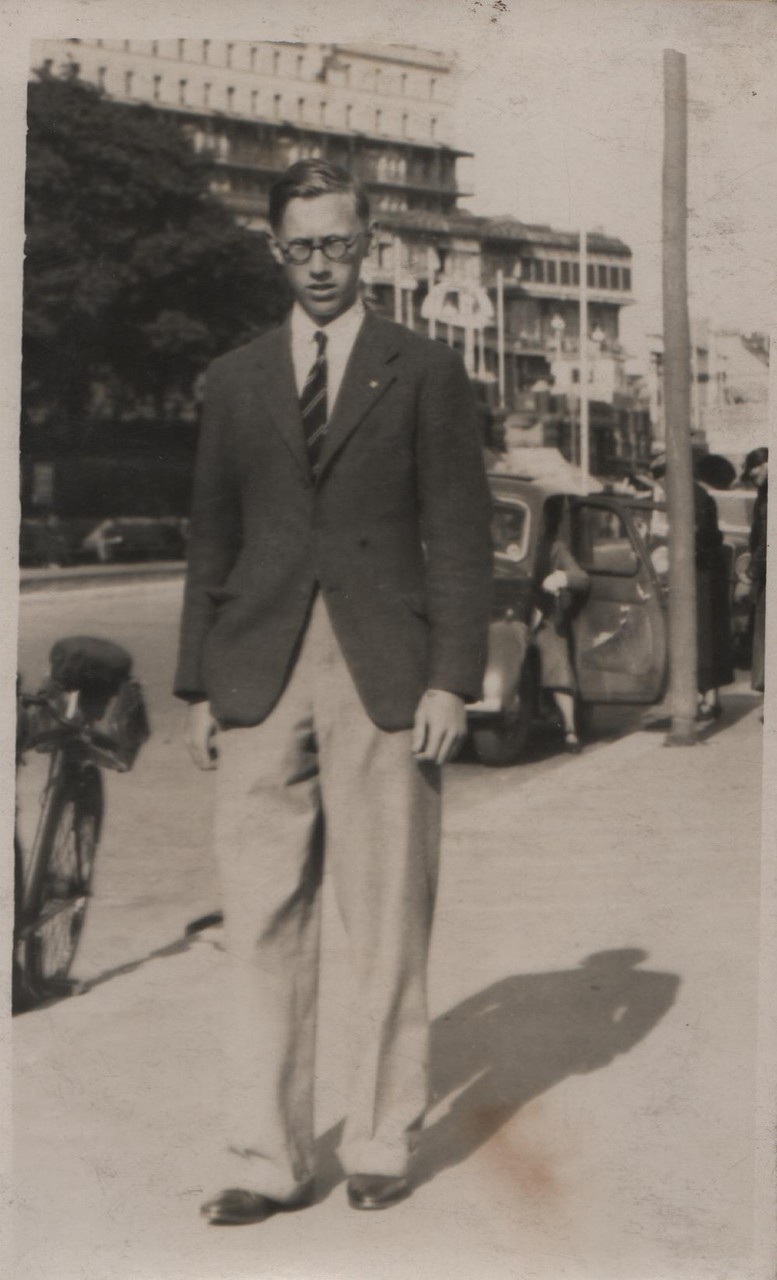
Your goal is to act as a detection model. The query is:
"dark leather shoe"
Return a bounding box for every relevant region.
[347,1174,409,1210]
[200,1185,313,1226]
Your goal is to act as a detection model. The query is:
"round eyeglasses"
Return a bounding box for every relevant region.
[278,233,364,265]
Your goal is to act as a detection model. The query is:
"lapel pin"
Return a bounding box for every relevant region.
[369,379,379,389]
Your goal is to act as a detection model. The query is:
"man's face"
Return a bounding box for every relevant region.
[271,192,373,324]
[750,461,768,488]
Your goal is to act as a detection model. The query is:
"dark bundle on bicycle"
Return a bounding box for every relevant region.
[28,636,150,772]
[14,636,151,1010]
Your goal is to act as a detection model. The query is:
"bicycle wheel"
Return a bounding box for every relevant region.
[22,762,103,999]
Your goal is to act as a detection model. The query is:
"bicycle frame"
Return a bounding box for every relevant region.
[14,689,104,1006]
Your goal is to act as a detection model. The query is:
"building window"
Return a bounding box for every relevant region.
[179,79,187,106]
[587,263,595,288]
[598,264,608,289]
[97,66,107,90]
[226,43,234,68]
[298,97,305,122]
[203,82,211,108]
[546,260,557,284]
[345,103,353,128]
[273,93,281,119]
[572,262,580,285]
[251,90,259,115]
[250,45,258,70]
[202,40,209,63]
[319,100,326,125]
[622,267,631,291]
[153,74,162,101]
[402,112,408,137]
[178,39,185,60]
[375,109,382,133]
[571,368,580,384]
[227,86,235,111]
[296,53,304,76]
[124,70,133,96]
[123,40,131,52]
[560,261,570,285]
[401,72,407,94]
[609,265,620,289]
[375,68,381,91]
[151,41,158,57]
[430,76,436,98]
[273,49,281,75]
[430,116,437,139]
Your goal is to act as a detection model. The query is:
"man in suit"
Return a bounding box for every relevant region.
[175,159,493,1225]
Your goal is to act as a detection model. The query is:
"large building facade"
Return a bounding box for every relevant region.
[30,38,647,472]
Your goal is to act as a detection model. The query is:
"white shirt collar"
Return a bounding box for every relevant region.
[291,298,365,348]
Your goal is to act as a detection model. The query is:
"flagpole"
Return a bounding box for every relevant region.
[579,226,590,484]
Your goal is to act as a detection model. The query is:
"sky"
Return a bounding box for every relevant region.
[445,0,776,362]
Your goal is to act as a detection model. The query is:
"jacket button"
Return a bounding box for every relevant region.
[358,537,369,549]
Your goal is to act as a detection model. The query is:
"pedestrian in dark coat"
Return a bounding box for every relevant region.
[651,454,734,718]
[742,447,768,693]
[532,497,590,752]
[693,477,734,716]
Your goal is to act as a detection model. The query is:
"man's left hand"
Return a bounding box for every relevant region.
[412,689,467,765]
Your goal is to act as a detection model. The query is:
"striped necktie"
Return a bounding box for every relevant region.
[300,329,328,476]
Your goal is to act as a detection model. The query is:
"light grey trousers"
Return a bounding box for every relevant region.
[210,593,441,1199]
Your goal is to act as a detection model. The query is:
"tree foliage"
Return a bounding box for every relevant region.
[23,70,289,445]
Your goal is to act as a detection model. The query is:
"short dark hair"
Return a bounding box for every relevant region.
[269,159,371,231]
[742,446,768,480]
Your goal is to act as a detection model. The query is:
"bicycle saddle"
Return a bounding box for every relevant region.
[49,636,133,695]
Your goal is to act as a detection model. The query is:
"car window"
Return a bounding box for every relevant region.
[575,504,639,576]
[492,501,529,576]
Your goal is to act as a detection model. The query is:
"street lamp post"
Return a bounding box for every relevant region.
[549,313,566,455]
[579,228,590,486]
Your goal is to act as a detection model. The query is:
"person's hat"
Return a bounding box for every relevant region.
[741,446,768,480]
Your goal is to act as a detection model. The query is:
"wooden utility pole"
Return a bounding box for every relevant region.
[579,227,590,485]
[663,49,698,745]
[496,268,506,409]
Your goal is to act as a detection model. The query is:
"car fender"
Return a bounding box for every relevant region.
[469,618,532,715]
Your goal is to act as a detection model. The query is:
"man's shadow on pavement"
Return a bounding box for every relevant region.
[315,948,679,1194]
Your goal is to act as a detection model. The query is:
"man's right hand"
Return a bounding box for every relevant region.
[185,700,219,770]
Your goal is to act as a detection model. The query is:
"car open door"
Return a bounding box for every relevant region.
[569,497,668,704]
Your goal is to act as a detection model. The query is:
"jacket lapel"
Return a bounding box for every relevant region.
[316,311,400,483]
[253,321,309,479]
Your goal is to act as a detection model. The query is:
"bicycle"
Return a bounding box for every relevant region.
[14,637,150,1010]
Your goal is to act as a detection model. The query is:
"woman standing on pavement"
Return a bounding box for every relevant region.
[532,496,590,753]
[651,454,734,720]
[692,467,735,718]
[743,447,768,695]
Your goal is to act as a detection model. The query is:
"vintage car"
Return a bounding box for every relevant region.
[467,474,669,765]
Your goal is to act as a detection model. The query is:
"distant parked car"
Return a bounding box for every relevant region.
[81,517,188,564]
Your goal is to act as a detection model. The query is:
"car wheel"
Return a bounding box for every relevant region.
[471,663,535,767]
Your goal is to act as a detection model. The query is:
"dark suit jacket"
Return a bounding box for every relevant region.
[174,310,493,730]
